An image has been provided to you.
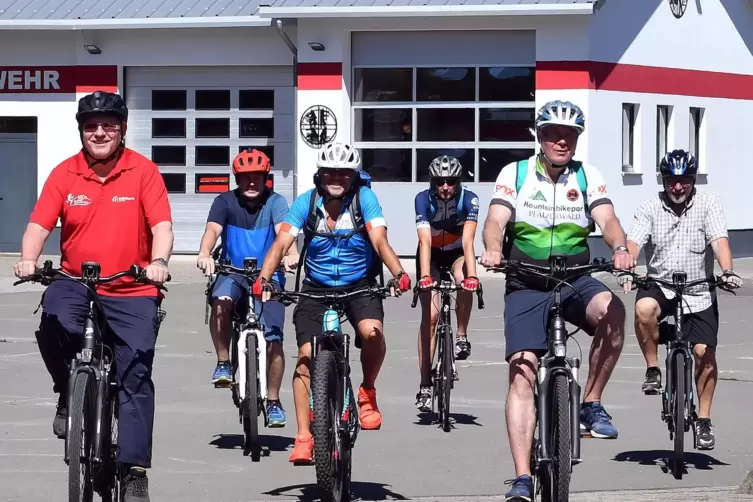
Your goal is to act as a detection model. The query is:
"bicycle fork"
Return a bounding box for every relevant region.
[536,360,583,466]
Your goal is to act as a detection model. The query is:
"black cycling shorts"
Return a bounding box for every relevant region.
[415,246,465,284]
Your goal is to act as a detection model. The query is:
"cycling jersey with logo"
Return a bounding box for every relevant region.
[414,187,480,251]
[491,155,612,275]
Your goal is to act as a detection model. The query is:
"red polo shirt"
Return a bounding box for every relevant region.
[29,148,172,297]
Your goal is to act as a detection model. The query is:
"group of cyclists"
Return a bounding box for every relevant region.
[12,90,743,502]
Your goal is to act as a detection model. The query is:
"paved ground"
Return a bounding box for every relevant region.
[3,255,753,501]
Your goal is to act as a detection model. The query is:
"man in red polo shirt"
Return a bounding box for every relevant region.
[14,90,172,502]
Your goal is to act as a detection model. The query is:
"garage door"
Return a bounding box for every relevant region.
[0,118,37,252]
[125,66,295,253]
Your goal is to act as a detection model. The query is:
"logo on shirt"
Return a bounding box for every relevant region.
[495,185,515,197]
[530,190,547,202]
[66,194,91,207]
[112,196,135,203]
[567,189,579,202]
[597,184,607,194]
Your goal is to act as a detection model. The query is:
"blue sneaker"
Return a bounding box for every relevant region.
[267,400,287,428]
[580,401,618,439]
[212,361,233,387]
[504,475,533,501]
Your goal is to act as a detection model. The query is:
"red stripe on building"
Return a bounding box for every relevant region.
[536,61,753,100]
[298,62,342,91]
[0,65,117,94]
[75,65,118,93]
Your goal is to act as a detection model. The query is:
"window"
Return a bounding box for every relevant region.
[0,116,37,133]
[152,90,186,111]
[622,103,638,171]
[353,66,536,182]
[239,90,274,110]
[196,146,229,166]
[195,118,230,138]
[656,105,671,169]
[152,146,186,166]
[161,173,186,193]
[152,118,186,138]
[195,173,230,194]
[690,107,705,173]
[240,118,274,139]
[195,90,230,110]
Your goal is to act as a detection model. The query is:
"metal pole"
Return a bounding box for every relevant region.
[275,19,299,199]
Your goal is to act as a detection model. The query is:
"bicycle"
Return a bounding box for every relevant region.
[272,284,394,502]
[203,257,285,462]
[14,260,168,502]
[617,270,735,480]
[410,270,484,432]
[481,254,614,502]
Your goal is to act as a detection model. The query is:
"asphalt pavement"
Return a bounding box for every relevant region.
[2,255,753,501]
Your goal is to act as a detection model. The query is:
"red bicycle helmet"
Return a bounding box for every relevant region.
[233,149,271,175]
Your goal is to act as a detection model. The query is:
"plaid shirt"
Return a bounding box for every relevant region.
[627,189,728,314]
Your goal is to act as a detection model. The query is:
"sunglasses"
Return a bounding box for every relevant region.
[665,176,694,187]
[433,177,459,187]
[320,168,354,177]
[82,121,121,133]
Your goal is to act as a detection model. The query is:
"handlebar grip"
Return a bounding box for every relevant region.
[477,288,485,310]
[411,288,418,308]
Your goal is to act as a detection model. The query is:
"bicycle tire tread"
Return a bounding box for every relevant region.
[311,350,341,500]
[553,372,572,502]
[68,371,94,502]
[673,352,685,479]
[244,333,260,460]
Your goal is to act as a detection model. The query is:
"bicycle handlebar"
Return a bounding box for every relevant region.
[616,270,736,295]
[213,261,285,278]
[410,282,485,310]
[13,260,170,291]
[478,257,615,279]
[269,285,394,308]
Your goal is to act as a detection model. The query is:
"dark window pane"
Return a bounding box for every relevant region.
[354,108,412,142]
[239,90,274,110]
[480,108,536,142]
[479,149,534,182]
[354,68,413,102]
[152,118,185,138]
[240,145,275,166]
[195,90,230,110]
[151,146,186,166]
[195,173,230,194]
[161,173,186,193]
[360,149,412,182]
[195,118,230,138]
[196,146,229,166]
[152,90,186,111]
[240,118,274,139]
[417,68,475,102]
[417,109,474,142]
[479,67,535,102]
[0,116,37,133]
[416,149,474,183]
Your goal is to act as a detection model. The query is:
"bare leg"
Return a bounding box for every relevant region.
[694,344,717,419]
[634,297,662,368]
[293,343,312,436]
[266,341,285,401]
[582,291,626,403]
[357,319,386,389]
[209,298,233,361]
[418,291,439,386]
[506,351,539,477]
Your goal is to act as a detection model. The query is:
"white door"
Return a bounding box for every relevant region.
[0,132,37,252]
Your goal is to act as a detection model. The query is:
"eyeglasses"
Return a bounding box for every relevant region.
[319,168,353,177]
[82,121,121,133]
[664,176,694,187]
[433,178,459,187]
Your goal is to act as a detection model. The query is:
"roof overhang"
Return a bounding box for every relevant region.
[0,15,272,31]
[258,3,596,19]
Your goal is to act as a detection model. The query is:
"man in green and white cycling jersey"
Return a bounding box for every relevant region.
[480,100,633,501]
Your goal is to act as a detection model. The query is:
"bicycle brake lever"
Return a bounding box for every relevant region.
[410,288,419,308]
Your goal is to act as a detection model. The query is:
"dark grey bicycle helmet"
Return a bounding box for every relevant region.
[659,149,698,178]
[76,90,128,125]
[429,155,462,179]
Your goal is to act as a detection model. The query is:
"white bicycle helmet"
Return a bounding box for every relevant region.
[429,155,463,179]
[316,142,361,170]
[535,100,585,135]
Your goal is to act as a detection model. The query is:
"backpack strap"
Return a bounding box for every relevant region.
[295,190,320,292]
[515,159,529,194]
[570,161,590,213]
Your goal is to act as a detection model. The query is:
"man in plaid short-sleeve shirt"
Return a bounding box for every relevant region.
[624,149,742,451]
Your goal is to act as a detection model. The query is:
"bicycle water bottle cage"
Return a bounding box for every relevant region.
[672,271,687,286]
[243,257,258,273]
[81,262,101,282]
[549,254,568,275]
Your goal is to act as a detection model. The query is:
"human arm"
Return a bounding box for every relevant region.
[585,167,632,270]
[270,195,300,270]
[415,192,434,286]
[481,165,516,266]
[705,194,740,287]
[460,190,479,286]
[361,189,410,294]
[141,164,173,283]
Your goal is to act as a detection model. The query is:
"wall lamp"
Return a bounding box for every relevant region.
[308,42,326,52]
[84,45,102,55]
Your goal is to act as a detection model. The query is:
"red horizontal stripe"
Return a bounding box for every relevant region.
[536,60,753,100]
[298,62,342,91]
[0,65,117,94]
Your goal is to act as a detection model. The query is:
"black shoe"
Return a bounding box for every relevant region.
[121,466,150,502]
[642,366,662,394]
[455,337,471,361]
[53,394,67,439]
[695,419,715,450]
[415,386,432,413]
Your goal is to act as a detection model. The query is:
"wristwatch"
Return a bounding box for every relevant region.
[613,246,629,253]
[151,258,169,267]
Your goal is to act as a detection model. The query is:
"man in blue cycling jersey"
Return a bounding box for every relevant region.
[254,142,411,464]
[414,155,481,412]
[197,149,298,427]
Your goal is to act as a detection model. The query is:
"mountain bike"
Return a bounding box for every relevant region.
[410,270,484,432]
[204,258,284,462]
[482,254,614,502]
[617,270,735,480]
[14,260,168,502]
[272,284,394,502]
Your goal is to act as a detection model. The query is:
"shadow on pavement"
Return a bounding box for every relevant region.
[209,433,294,458]
[413,412,482,429]
[612,449,730,476]
[262,481,408,501]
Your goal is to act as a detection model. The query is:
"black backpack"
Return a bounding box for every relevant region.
[295,174,385,291]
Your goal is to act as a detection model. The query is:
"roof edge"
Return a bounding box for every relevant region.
[0,15,271,30]
[258,3,596,19]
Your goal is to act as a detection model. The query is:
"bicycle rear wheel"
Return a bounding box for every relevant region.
[243,333,261,461]
[441,325,453,433]
[541,373,572,502]
[68,371,95,502]
[672,351,686,480]
[311,349,347,502]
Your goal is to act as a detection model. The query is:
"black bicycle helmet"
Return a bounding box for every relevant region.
[76,90,128,125]
[659,149,698,178]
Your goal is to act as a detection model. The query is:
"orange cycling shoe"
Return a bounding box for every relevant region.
[289,433,314,464]
[358,386,382,430]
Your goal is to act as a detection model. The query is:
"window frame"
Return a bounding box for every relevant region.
[656,105,672,171]
[351,64,536,183]
[689,106,705,174]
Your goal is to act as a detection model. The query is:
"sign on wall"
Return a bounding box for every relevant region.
[668,0,687,18]
[300,105,337,148]
[0,66,118,94]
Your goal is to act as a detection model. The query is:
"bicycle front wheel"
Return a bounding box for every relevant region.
[672,351,686,480]
[243,333,260,461]
[542,372,572,502]
[441,326,453,433]
[311,349,347,502]
[68,371,95,502]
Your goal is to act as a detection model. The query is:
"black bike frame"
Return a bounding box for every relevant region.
[663,272,694,433]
